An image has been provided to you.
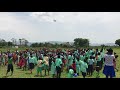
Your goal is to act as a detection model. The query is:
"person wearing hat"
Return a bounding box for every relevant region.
[103,48,116,78]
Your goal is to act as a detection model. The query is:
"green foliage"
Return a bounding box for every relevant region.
[115,39,120,46]
[74,38,89,48]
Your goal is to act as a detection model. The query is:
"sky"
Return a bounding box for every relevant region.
[0,12,120,44]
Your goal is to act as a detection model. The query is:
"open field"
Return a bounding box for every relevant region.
[0,46,120,78]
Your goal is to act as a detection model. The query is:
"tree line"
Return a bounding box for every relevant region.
[31,38,90,48]
[0,38,29,47]
[1,38,120,48]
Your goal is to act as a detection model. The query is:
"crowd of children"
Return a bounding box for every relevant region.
[0,47,118,78]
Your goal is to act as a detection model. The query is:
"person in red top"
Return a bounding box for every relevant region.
[18,56,25,69]
[72,61,76,73]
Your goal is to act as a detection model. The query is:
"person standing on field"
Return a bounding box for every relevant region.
[55,55,62,78]
[103,48,116,78]
[6,56,14,76]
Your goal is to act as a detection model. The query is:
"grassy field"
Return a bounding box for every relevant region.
[0,47,120,78]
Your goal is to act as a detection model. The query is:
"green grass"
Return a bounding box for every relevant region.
[0,47,120,78]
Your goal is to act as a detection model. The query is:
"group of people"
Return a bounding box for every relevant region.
[0,47,118,78]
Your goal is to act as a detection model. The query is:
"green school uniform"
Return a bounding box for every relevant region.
[33,56,37,64]
[55,58,62,68]
[80,60,88,73]
[29,57,34,63]
[68,55,73,66]
[75,60,80,73]
[97,55,101,61]
[2,56,5,63]
[8,58,12,64]
[51,61,56,74]
[37,60,43,75]
[68,69,74,78]
[80,55,85,61]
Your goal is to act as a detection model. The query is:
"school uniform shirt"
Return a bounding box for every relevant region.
[8,58,12,64]
[101,52,105,58]
[88,59,94,65]
[75,60,80,73]
[60,55,63,59]
[51,61,56,74]
[43,56,49,66]
[64,55,67,60]
[29,57,34,64]
[68,55,73,66]
[104,54,115,66]
[33,56,37,64]
[41,54,43,59]
[37,60,43,67]
[80,60,88,73]
[55,58,62,68]
[97,55,102,61]
[89,50,93,56]
[68,69,74,78]
[80,55,85,61]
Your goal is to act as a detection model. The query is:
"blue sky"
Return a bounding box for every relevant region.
[0,12,120,44]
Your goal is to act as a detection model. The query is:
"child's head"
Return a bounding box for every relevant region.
[69,66,73,70]
[73,60,75,63]
[39,57,42,60]
[77,57,79,61]
[98,52,100,55]
[114,52,116,55]
[90,56,92,59]
[115,55,118,59]
[8,56,11,59]
[58,55,60,58]
[108,48,113,55]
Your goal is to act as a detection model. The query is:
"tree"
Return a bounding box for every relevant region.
[19,39,22,46]
[21,38,25,46]
[74,38,89,48]
[7,41,13,46]
[31,43,39,47]
[11,38,16,46]
[0,39,7,46]
[115,39,120,46]
[25,39,29,46]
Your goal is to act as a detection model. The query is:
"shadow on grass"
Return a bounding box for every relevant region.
[16,68,21,69]
[25,72,32,74]
[2,76,9,78]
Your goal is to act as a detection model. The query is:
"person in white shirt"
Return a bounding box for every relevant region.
[103,48,116,78]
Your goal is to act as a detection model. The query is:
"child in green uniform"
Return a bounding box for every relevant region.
[80,59,88,78]
[96,52,102,78]
[29,55,34,74]
[6,56,13,76]
[35,57,43,77]
[55,55,62,78]
[75,57,80,76]
[68,66,74,78]
[43,54,49,76]
[68,54,73,67]
[51,60,56,78]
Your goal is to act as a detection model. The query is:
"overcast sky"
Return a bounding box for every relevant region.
[0,12,120,44]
